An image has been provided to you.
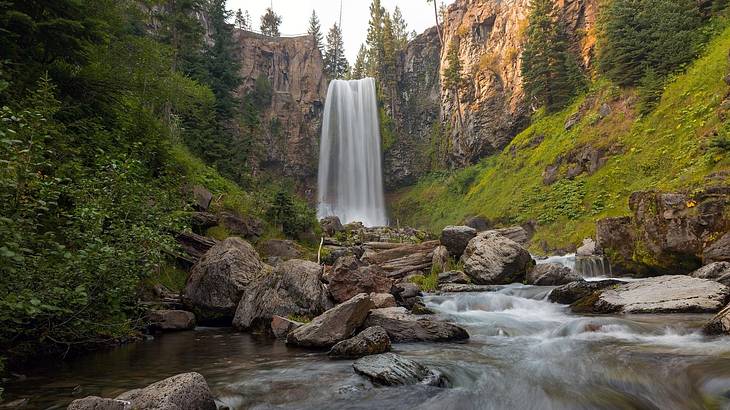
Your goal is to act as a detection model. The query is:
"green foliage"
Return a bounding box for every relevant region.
[267,189,317,239]
[307,10,324,53]
[410,272,439,292]
[637,68,665,115]
[324,23,349,79]
[260,7,282,37]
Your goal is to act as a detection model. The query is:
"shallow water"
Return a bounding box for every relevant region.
[5,285,730,409]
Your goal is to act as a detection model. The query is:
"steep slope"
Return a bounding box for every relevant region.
[391,22,730,252]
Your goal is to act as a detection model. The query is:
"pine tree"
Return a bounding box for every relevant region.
[426,0,444,46]
[324,24,350,79]
[391,6,409,52]
[352,44,368,79]
[260,7,282,37]
[234,8,250,30]
[443,39,465,130]
[365,0,385,77]
[307,10,324,53]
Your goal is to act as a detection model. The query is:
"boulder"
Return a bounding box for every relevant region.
[438,270,470,285]
[431,245,450,273]
[703,304,730,335]
[590,276,730,314]
[352,353,445,387]
[286,293,374,348]
[112,372,216,410]
[689,262,730,286]
[219,212,263,241]
[258,239,304,265]
[576,238,597,257]
[148,310,195,331]
[328,326,391,359]
[320,216,344,237]
[364,307,469,342]
[527,263,583,286]
[704,232,730,264]
[271,315,303,339]
[192,185,212,211]
[548,280,623,305]
[370,293,397,308]
[326,256,393,303]
[392,282,422,310]
[190,212,219,232]
[462,232,535,285]
[440,226,477,258]
[321,245,364,266]
[183,237,264,322]
[464,216,490,232]
[175,232,218,263]
[439,284,499,293]
[68,397,130,410]
[232,259,332,332]
[489,226,530,246]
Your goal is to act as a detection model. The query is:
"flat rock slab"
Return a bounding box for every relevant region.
[353,353,445,386]
[593,275,730,314]
[287,293,374,348]
[438,284,501,293]
[364,307,469,342]
[549,280,624,305]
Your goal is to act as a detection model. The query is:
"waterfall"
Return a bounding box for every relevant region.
[317,78,388,227]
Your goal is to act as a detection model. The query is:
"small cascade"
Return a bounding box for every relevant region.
[575,255,612,278]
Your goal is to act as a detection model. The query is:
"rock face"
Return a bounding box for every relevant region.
[690,262,730,286]
[364,307,469,342]
[232,259,332,332]
[704,304,730,335]
[353,353,445,387]
[548,279,623,305]
[462,232,534,285]
[328,326,391,359]
[286,293,374,348]
[183,237,264,322]
[112,372,216,410]
[705,232,730,264]
[527,263,582,286]
[326,256,394,304]
[596,189,729,275]
[440,225,477,258]
[232,30,326,196]
[589,276,730,314]
[148,310,196,331]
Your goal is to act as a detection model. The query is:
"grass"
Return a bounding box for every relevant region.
[410,272,439,292]
[392,22,730,254]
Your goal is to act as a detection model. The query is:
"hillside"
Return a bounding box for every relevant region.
[391,20,730,253]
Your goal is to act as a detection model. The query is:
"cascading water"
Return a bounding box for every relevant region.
[316,78,387,227]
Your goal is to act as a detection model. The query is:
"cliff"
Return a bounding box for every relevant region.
[232,31,327,198]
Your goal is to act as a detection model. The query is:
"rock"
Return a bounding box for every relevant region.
[148,310,195,331]
[439,284,499,293]
[590,275,730,314]
[564,111,581,130]
[232,259,332,332]
[462,232,535,285]
[598,103,612,118]
[320,216,344,236]
[703,304,730,335]
[440,226,477,258]
[258,239,304,265]
[175,232,218,263]
[352,353,445,386]
[326,256,393,304]
[704,232,730,264]
[183,237,264,323]
[219,212,263,241]
[438,270,470,285]
[549,280,624,305]
[1,399,30,409]
[370,293,397,308]
[190,212,219,232]
[364,307,469,342]
[192,185,212,211]
[68,397,130,410]
[271,315,303,339]
[392,282,423,310]
[328,326,391,359]
[576,238,597,257]
[286,293,374,348]
[527,263,583,286]
[431,245,450,273]
[689,262,730,286]
[464,216,490,232]
[595,216,636,274]
[321,245,364,266]
[113,372,216,410]
[489,226,531,246]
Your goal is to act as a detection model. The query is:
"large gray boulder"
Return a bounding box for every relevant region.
[271,315,303,339]
[326,256,393,304]
[704,304,730,335]
[527,263,583,286]
[370,293,397,308]
[704,232,730,264]
[364,307,469,342]
[232,259,332,332]
[462,232,535,285]
[548,280,623,305]
[148,310,195,331]
[320,216,344,237]
[112,372,216,410]
[328,326,391,359]
[440,225,477,258]
[183,237,264,322]
[490,226,530,246]
[68,397,130,410]
[690,262,730,286]
[258,239,304,265]
[286,293,374,348]
[431,245,450,273]
[591,275,730,314]
[353,353,445,386]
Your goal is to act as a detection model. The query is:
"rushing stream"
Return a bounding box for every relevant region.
[5,284,730,409]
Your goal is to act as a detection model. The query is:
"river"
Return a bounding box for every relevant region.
[4,284,730,409]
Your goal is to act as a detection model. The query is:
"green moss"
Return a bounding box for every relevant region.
[392,21,730,252]
[287,314,312,323]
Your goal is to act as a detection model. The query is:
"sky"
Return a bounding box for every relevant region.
[225,0,455,63]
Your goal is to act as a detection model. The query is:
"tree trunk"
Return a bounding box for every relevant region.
[433,1,444,47]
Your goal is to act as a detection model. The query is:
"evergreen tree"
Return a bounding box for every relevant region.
[521,0,584,111]
[324,24,350,79]
[443,39,465,129]
[158,0,205,74]
[365,0,385,77]
[260,7,282,37]
[381,13,398,94]
[234,8,250,30]
[307,10,324,53]
[426,0,444,46]
[392,6,409,52]
[352,44,368,79]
